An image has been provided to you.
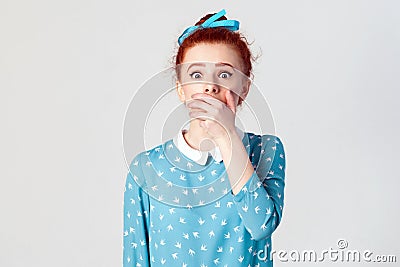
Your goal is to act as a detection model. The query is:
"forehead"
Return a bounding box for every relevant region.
[182,43,242,69]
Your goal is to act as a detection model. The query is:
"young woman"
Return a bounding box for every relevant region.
[123,9,286,267]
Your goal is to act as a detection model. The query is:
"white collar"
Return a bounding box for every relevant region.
[172,126,244,165]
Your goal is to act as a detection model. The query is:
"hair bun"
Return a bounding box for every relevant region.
[195,13,227,26]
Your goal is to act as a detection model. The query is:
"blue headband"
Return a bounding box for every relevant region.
[177,9,240,46]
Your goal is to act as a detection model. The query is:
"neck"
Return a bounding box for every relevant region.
[183,119,217,151]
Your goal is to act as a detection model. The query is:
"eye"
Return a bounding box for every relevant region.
[219,71,232,79]
[189,72,202,79]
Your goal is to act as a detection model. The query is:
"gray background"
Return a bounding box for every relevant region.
[1,0,399,266]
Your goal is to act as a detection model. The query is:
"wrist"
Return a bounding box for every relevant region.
[215,127,238,146]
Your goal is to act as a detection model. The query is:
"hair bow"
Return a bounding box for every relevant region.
[177,9,240,45]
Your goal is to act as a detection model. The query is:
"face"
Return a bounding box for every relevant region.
[176,43,250,108]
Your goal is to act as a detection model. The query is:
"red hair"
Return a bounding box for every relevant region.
[173,12,260,106]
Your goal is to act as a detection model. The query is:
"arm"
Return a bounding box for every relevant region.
[221,134,286,241]
[123,154,151,266]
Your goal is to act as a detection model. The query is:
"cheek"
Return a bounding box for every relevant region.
[182,84,202,96]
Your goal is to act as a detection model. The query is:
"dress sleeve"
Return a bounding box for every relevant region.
[123,153,151,266]
[232,135,286,241]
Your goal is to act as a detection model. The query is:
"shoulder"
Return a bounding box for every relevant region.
[243,132,285,166]
[126,139,174,188]
[128,138,174,169]
[244,132,285,150]
[244,132,286,175]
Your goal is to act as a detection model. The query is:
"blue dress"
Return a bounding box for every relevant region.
[123,132,286,266]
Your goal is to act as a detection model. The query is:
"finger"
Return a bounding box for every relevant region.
[191,93,221,105]
[186,99,212,112]
[225,90,236,114]
[188,111,210,121]
[192,93,212,99]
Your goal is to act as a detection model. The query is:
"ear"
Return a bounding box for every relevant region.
[176,80,185,102]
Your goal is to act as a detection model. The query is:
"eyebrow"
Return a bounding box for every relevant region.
[216,62,235,68]
[187,62,235,71]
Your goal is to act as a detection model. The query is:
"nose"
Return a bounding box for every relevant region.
[204,84,220,95]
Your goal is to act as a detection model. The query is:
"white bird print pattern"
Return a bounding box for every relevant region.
[123,132,286,267]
